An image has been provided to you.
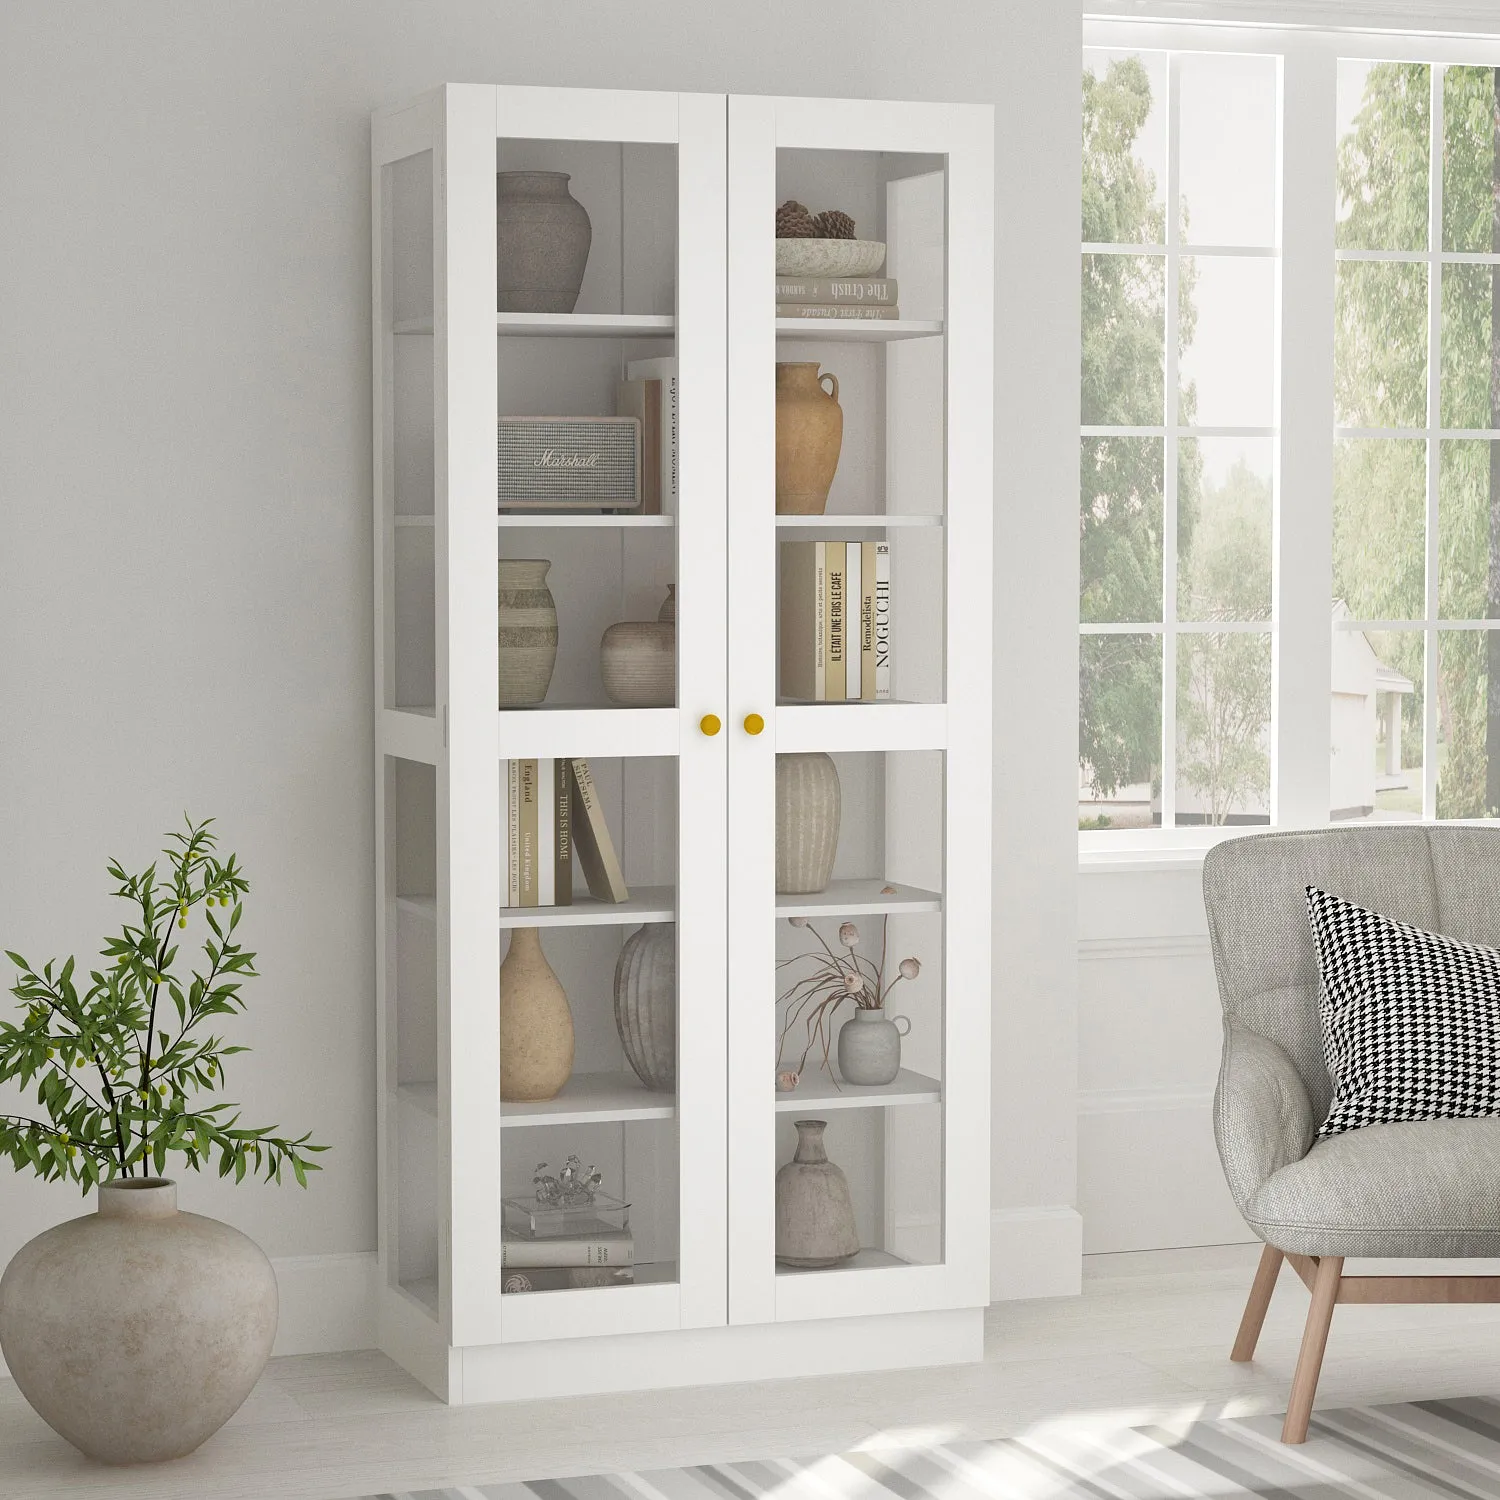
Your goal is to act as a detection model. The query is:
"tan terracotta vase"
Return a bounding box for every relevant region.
[775,363,842,515]
[499,926,574,1102]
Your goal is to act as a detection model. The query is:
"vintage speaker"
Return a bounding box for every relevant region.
[497,416,642,511]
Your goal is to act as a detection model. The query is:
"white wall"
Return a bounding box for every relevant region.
[0,0,1082,1334]
[1078,863,1251,1252]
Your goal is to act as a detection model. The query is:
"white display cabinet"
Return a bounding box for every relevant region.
[372,83,992,1403]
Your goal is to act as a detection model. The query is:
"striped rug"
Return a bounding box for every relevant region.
[346,1396,1500,1498]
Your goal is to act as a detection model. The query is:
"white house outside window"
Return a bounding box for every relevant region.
[1079,19,1500,851]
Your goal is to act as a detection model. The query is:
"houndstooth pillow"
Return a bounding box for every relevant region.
[1306,885,1500,1137]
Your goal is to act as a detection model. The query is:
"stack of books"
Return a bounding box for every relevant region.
[615,357,677,515]
[500,1227,635,1292]
[775,276,899,323]
[780,541,892,702]
[502,758,629,906]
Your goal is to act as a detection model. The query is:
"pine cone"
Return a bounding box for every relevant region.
[814,209,856,240]
[776,199,818,238]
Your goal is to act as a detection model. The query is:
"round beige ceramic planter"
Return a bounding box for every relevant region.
[0,1178,277,1464]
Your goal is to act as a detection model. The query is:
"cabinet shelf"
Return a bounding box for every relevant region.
[397,513,674,529]
[777,1248,912,1276]
[503,1260,678,1295]
[497,513,675,529]
[395,1081,441,1119]
[500,1070,676,1128]
[775,1068,940,1111]
[394,312,676,338]
[399,889,677,928]
[775,318,943,343]
[496,706,679,759]
[500,887,675,928]
[775,702,948,754]
[776,513,942,529]
[776,878,941,918]
[398,1276,440,1317]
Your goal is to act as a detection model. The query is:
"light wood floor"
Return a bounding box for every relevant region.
[9,1243,1500,1500]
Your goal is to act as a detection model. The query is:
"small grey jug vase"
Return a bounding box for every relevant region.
[836,1006,911,1087]
[498,558,558,706]
[496,171,592,313]
[774,1119,859,1267]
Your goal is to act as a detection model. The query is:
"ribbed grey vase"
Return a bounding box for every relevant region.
[613,922,675,1092]
[498,558,558,706]
[775,1120,859,1267]
[0,1178,277,1464]
[496,171,592,314]
[775,752,841,894]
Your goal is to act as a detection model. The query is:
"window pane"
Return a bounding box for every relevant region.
[1336,60,1430,252]
[1079,633,1161,829]
[1335,262,1428,428]
[1179,256,1275,427]
[1175,631,1271,826]
[1333,438,1425,622]
[1440,439,1500,621]
[1442,65,1499,254]
[1438,629,1500,817]
[1083,50,1166,243]
[1177,53,1278,247]
[1081,437,1163,624]
[1441,264,1496,431]
[1333,628,1423,820]
[1178,437,1273,621]
[1081,253,1165,425]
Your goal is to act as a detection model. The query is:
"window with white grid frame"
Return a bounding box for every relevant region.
[1079,48,1281,832]
[1332,60,1500,822]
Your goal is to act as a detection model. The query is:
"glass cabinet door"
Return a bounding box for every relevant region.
[374,85,728,1359]
[725,95,994,1325]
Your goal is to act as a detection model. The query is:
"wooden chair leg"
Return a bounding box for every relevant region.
[1282,1254,1343,1445]
[1231,1243,1285,1362]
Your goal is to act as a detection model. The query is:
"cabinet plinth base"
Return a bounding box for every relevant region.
[380,1296,983,1404]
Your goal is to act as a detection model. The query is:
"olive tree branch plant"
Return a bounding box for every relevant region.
[0,816,326,1192]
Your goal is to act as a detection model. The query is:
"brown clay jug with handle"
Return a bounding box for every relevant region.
[775,363,843,515]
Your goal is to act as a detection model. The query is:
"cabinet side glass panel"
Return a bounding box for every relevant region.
[386,150,436,713]
[387,755,442,1317]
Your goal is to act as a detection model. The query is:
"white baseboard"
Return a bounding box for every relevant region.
[0,1249,377,1381]
[990,1205,1083,1299]
[270,1250,377,1356]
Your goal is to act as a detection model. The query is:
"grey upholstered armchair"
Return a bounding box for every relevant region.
[1203,825,1500,1444]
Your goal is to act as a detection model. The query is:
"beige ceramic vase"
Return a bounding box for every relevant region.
[775,752,842,894]
[499,926,575,1101]
[498,559,558,707]
[775,363,843,515]
[0,1178,277,1464]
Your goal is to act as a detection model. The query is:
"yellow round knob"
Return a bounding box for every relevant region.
[743,713,765,736]
[699,714,721,737]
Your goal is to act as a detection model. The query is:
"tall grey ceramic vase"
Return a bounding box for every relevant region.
[496,171,592,313]
[613,922,676,1092]
[498,558,558,706]
[775,752,841,894]
[774,1119,859,1267]
[0,1178,278,1464]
